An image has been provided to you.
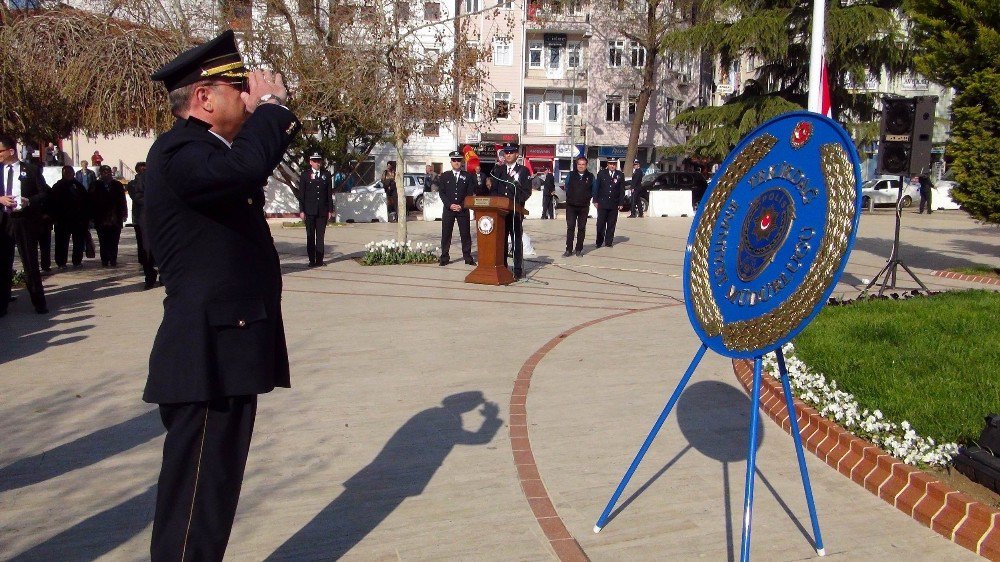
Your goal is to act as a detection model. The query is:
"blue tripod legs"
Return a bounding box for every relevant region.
[739,357,765,562]
[776,349,826,556]
[594,343,708,533]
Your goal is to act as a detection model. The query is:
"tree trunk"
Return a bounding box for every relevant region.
[393,80,408,242]
[624,50,658,169]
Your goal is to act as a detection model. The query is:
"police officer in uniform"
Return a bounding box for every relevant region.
[593,158,625,247]
[298,152,334,266]
[628,158,645,218]
[541,167,555,219]
[0,134,49,315]
[489,142,531,278]
[144,31,300,562]
[438,150,476,266]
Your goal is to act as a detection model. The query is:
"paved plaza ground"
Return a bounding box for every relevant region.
[1,207,997,560]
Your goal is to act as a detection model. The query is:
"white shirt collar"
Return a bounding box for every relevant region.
[208,130,232,148]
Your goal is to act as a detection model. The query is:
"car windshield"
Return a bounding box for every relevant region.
[861,180,880,190]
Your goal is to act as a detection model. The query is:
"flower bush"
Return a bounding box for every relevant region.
[764,343,959,468]
[361,239,439,266]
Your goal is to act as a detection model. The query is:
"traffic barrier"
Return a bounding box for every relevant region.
[422,192,443,221]
[335,190,388,223]
[648,190,694,217]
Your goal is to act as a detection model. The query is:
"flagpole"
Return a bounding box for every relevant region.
[808,0,825,113]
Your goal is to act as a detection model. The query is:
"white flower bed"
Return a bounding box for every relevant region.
[361,239,440,265]
[763,343,959,468]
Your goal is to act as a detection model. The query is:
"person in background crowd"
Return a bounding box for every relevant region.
[91,150,104,168]
[563,156,594,257]
[628,158,645,218]
[531,170,543,192]
[89,165,127,267]
[75,160,97,189]
[298,153,334,267]
[382,165,398,222]
[1,134,49,315]
[423,164,439,193]
[112,166,122,180]
[126,162,158,287]
[437,150,475,266]
[918,175,933,214]
[541,167,555,220]
[344,159,359,192]
[593,158,625,248]
[50,165,89,268]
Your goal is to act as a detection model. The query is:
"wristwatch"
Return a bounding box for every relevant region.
[257,94,280,106]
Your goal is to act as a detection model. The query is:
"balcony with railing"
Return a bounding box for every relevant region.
[526,1,590,32]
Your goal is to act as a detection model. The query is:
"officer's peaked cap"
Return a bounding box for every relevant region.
[449,150,463,160]
[501,142,519,153]
[152,30,248,92]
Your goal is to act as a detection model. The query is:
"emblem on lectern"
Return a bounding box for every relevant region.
[477,215,494,235]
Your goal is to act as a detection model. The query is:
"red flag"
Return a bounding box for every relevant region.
[821,57,832,117]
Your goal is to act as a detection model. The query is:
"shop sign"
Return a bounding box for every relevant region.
[524,145,556,159]
[556,144,585,158]
[598,145,628,159]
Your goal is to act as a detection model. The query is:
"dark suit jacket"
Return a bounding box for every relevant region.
[488,164,531,205]
[142,105,301,404]
[594,169,625,210]
[565,170,595,207]
[543,172,555,194]
[89,178,127,228]
[125,172,147,223]
[3,161,48,234]
[438,169,474,210]
[298,168,334,215]
[632,168,644,194]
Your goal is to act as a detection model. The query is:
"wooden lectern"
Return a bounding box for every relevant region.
[464,195,526,286]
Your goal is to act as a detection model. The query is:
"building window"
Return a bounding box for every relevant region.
[497,0,514,8]
[494,92,511,119]
[423,122,440,137]
[394,0,411,20]
[631,42,646,68]
[424,1,441,19]
[528,43,543,68]
[608,40,625,68]
[548,45,561,69]
[628,95,638,120]
[526,100,541,121]
[566,96,580,119]
[567,43,581,68]
[665,97,675,120]
[464,94,479,121]
[465,0,479,12]
[606,96,621,122]
[567,0,582,14]
[547,102,560,122]
[494,40,512,66]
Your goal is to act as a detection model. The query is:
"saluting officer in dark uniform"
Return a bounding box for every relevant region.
[144,31,300,562]
[489,142,531,279]
[593,158,625,247]
[438,150,476,266]
[298,152,334,266]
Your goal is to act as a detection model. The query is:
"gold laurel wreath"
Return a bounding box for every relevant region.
[690,138,857,353]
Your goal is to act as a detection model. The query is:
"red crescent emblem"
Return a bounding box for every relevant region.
[790,121,813,149]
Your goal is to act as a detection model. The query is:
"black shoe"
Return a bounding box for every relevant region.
[574,250,583,257]
[35,307,49,314]
[42,267,51,273]
[110,261,117,267]
[464,257,476,265]
[562,250,572,257]
[595,242,603,249]
[513,269,523,279]
[439,257,450,266]
[605,243,613,248]
[144,283,156,290]
[628,215,636,218]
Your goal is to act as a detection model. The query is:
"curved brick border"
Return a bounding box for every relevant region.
[732,359,1000,561]
[511,304,673,561]
[933,270,1000,287]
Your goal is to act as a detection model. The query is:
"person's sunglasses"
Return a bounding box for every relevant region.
[206,78,249,93]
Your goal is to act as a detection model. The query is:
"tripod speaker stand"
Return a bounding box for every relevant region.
[862,177,930,296]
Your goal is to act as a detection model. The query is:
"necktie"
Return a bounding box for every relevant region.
[4,165,12,214]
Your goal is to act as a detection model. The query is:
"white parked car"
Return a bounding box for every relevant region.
[354,173,428,211]
[861,177,921,209]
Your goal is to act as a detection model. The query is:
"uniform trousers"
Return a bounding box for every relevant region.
[134,223,158,285]
[504,212,524,274]
[152,395,257,562]
[1,215,47,313]
[304,213,328,264]
[440,208,472,260]
[96,225,122,265]
[54,219,87,266]
[595,207,619,247]
[630,189,646,217]
[565,205,588,253]
[542,190,554,219]
[919,186,933,213]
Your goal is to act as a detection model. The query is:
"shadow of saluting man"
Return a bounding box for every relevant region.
[266,391,502,561]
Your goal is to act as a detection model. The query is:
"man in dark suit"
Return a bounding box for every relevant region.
[126,162,158,287]
[563,156,594,257]
[438,150,476,266]
[628,158,646,218]
[593,159,625,248]
[1,134,49,316]
[90,165,128,267]
[541,167,555,219]
[144,31,300,562]
[489,143,531,278]
[298,153,334,266]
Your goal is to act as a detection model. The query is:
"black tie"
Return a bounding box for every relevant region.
[4,165,12,214]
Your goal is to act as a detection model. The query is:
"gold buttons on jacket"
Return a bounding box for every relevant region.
[247,198,253,205]
[237,319,246,327]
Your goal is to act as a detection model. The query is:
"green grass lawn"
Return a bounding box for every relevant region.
[793,290,1000,445]
[947,265,1000,277]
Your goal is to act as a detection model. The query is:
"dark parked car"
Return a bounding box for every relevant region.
[623,171,708,214]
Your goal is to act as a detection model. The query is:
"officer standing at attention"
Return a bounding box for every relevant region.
[438,150,476,266]
[541,166,556,219]
[628,158,645,218]
[298,152,334,266]
[593,158,625,248]
[144,30,300,562]
[489,142,531,279]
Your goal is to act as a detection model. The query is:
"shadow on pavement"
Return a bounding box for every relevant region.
[0,409,162,493]
[853,236,991,273]
[265,391,503,561]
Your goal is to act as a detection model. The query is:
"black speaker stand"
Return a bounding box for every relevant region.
[861,176,930,297]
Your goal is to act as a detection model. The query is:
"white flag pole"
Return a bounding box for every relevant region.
[807,0,826,113]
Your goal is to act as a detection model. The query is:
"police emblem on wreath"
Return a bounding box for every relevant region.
[683,111,862,359]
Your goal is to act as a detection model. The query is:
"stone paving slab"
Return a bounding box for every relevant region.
[0,209,995,560]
